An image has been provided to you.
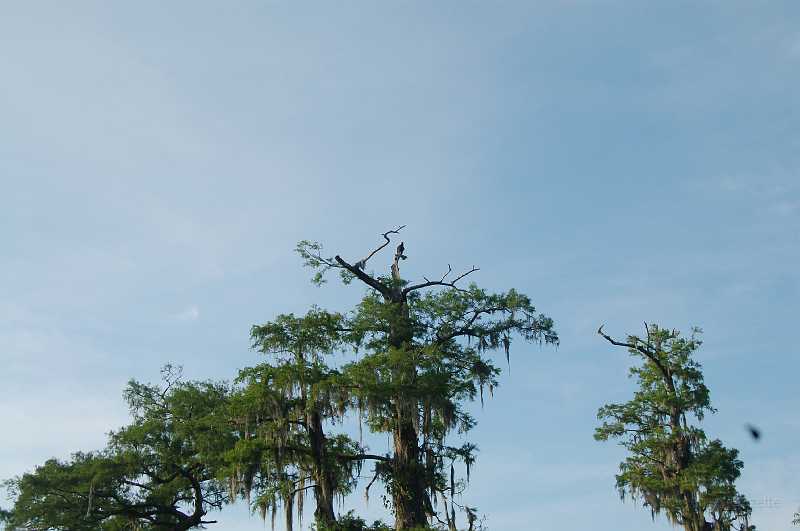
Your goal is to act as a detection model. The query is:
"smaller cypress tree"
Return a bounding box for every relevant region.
[224,308,381,530]
[595,324,755,531]
[4,366,231,530]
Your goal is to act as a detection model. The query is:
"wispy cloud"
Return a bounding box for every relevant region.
[173,305,200,322]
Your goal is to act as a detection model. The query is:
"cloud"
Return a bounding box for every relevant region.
[173,305,199,322]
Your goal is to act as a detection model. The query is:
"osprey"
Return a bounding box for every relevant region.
[397,241,406,259]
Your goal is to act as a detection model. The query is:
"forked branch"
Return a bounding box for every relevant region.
[354,225,406,270]
[404,265,480,295]
[334,255,390,297]
[597,325,674,391]
[334,226,407,297]
[423,264,452,284]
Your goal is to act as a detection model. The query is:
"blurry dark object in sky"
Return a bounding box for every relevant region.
[746,424,761,441]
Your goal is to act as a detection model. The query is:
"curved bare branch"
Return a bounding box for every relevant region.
[334,255,390,297]
[404,265,480,295]
[597,325,674,393]
[354,225,406,270]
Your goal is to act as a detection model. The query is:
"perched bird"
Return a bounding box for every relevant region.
[745,424,761,441]
[397,242,407,260]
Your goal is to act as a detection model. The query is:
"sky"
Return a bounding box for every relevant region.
[1,1,799,529]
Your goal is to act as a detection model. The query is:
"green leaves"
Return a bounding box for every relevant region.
[229,309,367,529]
[334,276,556,526]
[296,240,333,285]
[5,232,558,530]
[4,372,231,531]
[596,325,754,531]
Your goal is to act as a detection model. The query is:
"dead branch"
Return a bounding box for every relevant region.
[329,226,407,297]
[364,467,381,504]
[334,255,390,297]
[354,225,406,270]
[423,264,452,284]
[403,265,480,295]
[597,325,674,392]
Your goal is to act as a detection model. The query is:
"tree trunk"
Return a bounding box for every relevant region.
[393,410,427,529]
[679,490,708,531]
[297,343,336,529]
[387,294,427,530]
[308,410,337,528]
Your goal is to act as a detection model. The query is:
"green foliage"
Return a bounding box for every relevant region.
[5,231,556,531]
[4,366,230,530]
[313,510,393,530]
[296,240,355,285]
[223,309,366,530]
[313,510,470,531]
[4,452,125,531]
[343,284,556,500]
[595,325,754,531]
[117,366,234,482]
[297,231,557,528]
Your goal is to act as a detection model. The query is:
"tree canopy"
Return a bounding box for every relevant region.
[2,228,771,531]
[223,308,367,530]
[296,227,557,529]
[595,325,754,531]
[338,284,556,528]
[4,366,230,530]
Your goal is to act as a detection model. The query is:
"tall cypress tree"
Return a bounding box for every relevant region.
[298,227,557,529]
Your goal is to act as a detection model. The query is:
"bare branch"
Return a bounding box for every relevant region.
[336,453,392,463]
[597,325,674,393]
[364,467,381,503]
[334,255,390,297]
[403,265,479,295]
[451,266,479,284]
[354,225,406,270]
[425,264,453,284]
[441,263,452,282]
[289,484,317,496]
[306,226,406,296]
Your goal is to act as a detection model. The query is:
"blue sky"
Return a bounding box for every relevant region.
[1,2,799,529]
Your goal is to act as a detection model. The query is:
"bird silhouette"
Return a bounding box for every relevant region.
[745,424,761,441]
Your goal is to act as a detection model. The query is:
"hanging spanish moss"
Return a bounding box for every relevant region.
[296,473,305,530]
